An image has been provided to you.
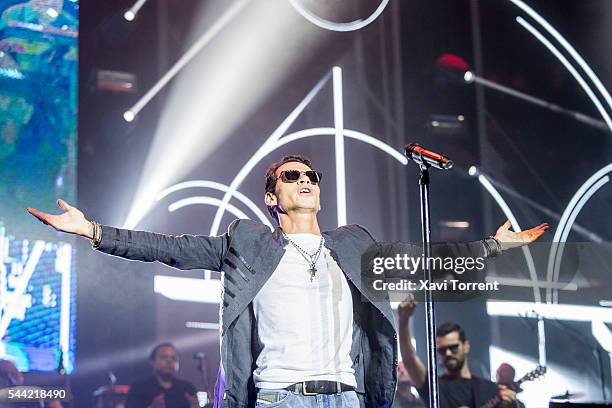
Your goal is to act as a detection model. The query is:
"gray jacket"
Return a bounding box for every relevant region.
[96,219,487,408]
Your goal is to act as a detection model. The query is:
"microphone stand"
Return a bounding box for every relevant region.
[418,163,440,408]
[405,142,452,408]
[464,72,609,132]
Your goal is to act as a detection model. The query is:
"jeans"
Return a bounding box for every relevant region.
[255,389,360,408]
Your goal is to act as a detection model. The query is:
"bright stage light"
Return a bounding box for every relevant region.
[46,8,58,18]
[288,0,389,32]
[463,70,474,83]
[546,163,611,303]
[486,301,612,323]
[440,221,470,228]
[333,67,346,226]
[123,0,149,22]
[123,111,135,122]
[123,0,250,125]
[467,166,478,176]
[123,10,135,21]
[123,0,328,230]
[168,197,249,220]
[273,127,408,166]
[157,180,272,228]
[154,275,221,304]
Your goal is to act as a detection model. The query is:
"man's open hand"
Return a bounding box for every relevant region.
[27,199,92,238]
[494,220,549,251]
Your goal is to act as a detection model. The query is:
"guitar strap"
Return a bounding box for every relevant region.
[471,376,481,408]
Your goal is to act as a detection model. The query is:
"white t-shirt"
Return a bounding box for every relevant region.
[252,233,356,389]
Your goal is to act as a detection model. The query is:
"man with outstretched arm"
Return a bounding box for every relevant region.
[27,154,548,407]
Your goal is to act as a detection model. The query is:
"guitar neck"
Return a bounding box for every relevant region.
[480,395,502,408]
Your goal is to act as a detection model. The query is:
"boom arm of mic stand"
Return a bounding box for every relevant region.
[469,75,609,132]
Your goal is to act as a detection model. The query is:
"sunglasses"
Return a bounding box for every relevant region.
[279,170,322,185]
[436,344,461,355]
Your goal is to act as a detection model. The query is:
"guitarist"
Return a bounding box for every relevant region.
[495,364,525,408]
[398,299,518,408]
[496,363,516,388]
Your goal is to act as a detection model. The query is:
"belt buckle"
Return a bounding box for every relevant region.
[302,381,318,396]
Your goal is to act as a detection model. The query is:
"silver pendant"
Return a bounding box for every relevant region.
[308,266,317,282]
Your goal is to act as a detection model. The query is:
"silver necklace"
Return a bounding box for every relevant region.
[282,232,324,281]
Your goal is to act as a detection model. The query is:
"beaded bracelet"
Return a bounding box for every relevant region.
[89,220,102,248]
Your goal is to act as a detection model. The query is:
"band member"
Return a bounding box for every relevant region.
[398,298,517,408]
[28,155,547,407]
[496,364,524,408]
[495,364,515,388]
[126,342,198,408]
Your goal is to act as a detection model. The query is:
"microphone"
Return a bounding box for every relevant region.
[404,143,453,170]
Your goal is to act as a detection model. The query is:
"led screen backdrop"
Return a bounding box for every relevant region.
[0,0,77,373]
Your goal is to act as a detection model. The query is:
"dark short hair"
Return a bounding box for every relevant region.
[149,342,177,361]
[498,363,516,377]
[436,322,466,342]
[264,155,314,221]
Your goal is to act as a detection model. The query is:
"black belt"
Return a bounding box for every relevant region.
[285,381,355,395]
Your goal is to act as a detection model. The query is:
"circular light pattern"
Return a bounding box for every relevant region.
[546,164,612,303]
[288,0,389,32]
[123,10,135,21]
[123,111,135,122]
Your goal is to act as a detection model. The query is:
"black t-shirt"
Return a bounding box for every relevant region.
[417,375,502,408]
[126,376,197,408]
